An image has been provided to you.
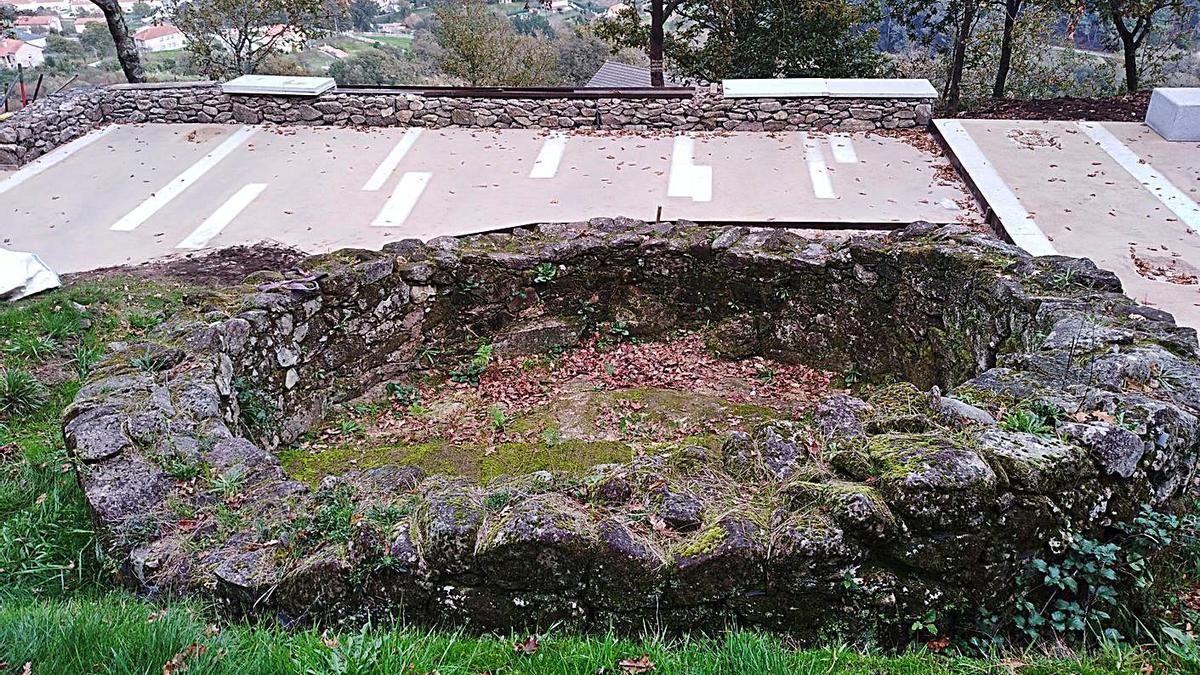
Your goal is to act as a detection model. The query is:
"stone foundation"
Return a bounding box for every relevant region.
[62,219,1200,644]
[1,81,934,167]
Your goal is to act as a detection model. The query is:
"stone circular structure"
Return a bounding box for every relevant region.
[64,219,1200,643]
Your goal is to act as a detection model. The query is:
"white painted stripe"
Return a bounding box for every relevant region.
[802,134,835,199]
[176,183,267,250]
[0,125,117,197]
[110,126,258,232]
[371,171,431,227]
[362,128,423,191]
[829,134,859,163]
[529,132,568,179]
[934,120,1056,256]
[1077,122,1200,233]
[667,135,712,202]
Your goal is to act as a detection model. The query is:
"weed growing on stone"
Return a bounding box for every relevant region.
[234,377,277,439]
[997,505,1200,649]
[532,262,558,284]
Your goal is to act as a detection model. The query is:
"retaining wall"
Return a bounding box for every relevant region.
[61,219,1200,642]
[0,81,934,167]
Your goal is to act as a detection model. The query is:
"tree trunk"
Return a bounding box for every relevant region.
[1119,32,1139,93]
[945,0,977,115]
[649,0,664,86]
[91,0,144,83]
[992,0,1020,98]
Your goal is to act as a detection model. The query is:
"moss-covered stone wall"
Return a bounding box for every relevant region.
[61,219,1200,645]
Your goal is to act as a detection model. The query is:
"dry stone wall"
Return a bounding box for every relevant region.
[1,82,934,167]
[61,219,1200,644]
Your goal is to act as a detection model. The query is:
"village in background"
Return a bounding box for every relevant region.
[0,0,1198,114]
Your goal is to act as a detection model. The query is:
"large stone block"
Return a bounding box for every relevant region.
[1146,88,1200,141]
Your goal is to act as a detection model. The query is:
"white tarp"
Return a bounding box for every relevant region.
[0,248,60,301]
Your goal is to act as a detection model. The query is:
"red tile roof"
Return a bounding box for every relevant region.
[0,38,37,56]
[16,16,54,25]
[134,24,181,41]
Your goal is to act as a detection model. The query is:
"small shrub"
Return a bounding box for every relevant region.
[1009,504,1198,645]
[386,383,420,406]
[450,344,494,386]
[487,404,508,432]
[0,368,49,416]
[1001,401,1061,438]
[532,262,557,284]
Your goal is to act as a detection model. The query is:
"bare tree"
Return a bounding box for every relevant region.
[991,0,1023,96]
[890,0,984,114]
[649,0,678,86]
[170,0,331,78]
[1086,0,1191,92]
[90,0,145,83]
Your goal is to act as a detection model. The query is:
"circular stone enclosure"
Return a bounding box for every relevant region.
[64,219,1200,644]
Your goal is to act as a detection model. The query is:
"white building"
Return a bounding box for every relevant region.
[0,38,46,68]
[15,15,63,33]
[133,24,184,52]
[2,0,71,14]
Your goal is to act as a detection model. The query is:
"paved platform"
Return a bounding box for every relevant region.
[0,124,973,274]
[941,119,1200,329]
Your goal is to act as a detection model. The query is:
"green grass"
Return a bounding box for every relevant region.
[0,278,1195,674]
[0,593,1160,675]
[358,34,413,50]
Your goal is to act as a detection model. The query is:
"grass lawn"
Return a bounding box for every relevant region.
[0,277,1198,674]
[360,34,414,50]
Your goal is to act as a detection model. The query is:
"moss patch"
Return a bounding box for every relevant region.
[280,438,635,486]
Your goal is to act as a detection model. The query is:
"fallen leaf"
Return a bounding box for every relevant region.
[146,609,169,623]
[162,644,205,675]
[321,636,340,649]
[926,636,950,652]
[618,655,655,673]
[514,636,539,655]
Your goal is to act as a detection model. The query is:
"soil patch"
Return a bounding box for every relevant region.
[64,243,306,287]
[282,335,836,485]
[955,92,1151,122]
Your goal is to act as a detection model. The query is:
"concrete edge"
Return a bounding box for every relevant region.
[931,119,1057,257]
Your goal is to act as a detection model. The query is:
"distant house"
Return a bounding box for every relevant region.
[133,24,184,52]
[377,22,410,35]
[258,24,305,52]
[2,0,70,14]
[0,37,46,68]
[71,16,108,32]
[10,27,47,48]
[603,2,629,18]
[66,0,152,15]
[15,15,62,33]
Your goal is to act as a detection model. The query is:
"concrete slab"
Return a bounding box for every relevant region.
[722,78,937,99]
[221,75,336,96]
[1146,88,1200,141]
[954,119,1200,328]
[0,124,979,274]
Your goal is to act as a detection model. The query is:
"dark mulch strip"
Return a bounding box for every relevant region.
[955,92,1151,122]
[64,243,308,288]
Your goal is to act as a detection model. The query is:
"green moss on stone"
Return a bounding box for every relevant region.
[677,525,728,558]
[280,438,634,486]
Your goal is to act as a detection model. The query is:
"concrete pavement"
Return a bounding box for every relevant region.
[0,123,974,273]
